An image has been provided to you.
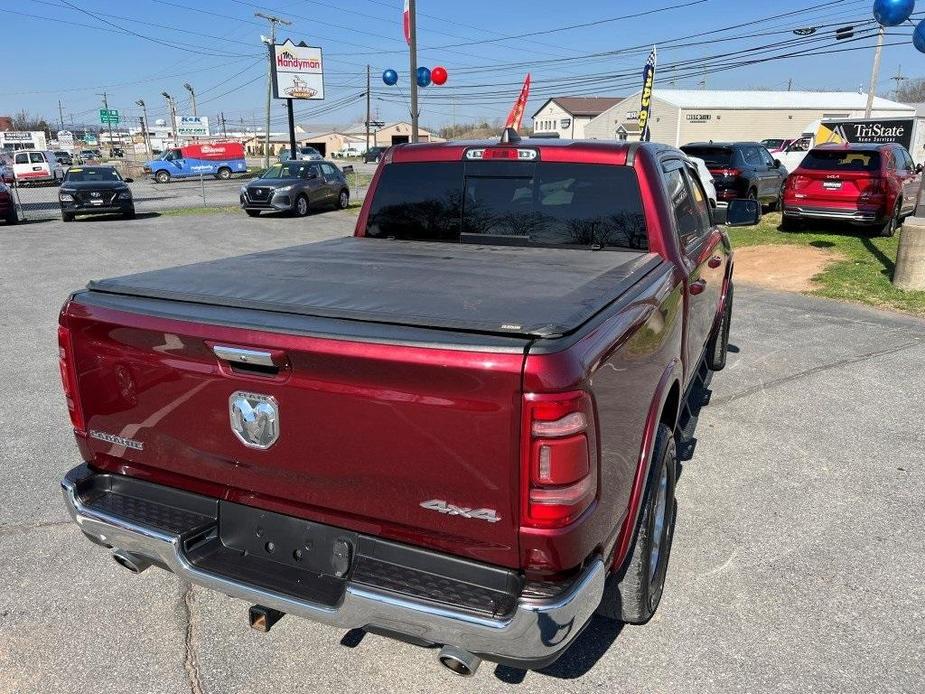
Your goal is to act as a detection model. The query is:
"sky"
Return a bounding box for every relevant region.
[2,0,923,134]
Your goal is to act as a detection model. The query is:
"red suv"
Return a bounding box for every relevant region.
[781,143,922,236]
[0,181,18,225]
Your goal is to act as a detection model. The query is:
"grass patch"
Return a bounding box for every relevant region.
[158,205,241,217]
[727,212,925,316]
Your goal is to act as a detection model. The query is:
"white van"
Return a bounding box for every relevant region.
[12,150,65,184]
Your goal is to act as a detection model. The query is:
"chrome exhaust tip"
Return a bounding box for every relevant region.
[112,549,152,574]
[437,645,481,677]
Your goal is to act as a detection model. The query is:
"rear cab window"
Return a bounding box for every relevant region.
[801,150,881,172]
[365,159,648,251]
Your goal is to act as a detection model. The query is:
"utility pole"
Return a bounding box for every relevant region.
[408,0,419,143]
[787,78,793,92]
[366,64,371,152]
[865,25,886,118]
[98,91,114,153]
[58,100,65,131]
[135,99,152,160]
[221,112,227,138]
[256,12,291,167]
[891,65,907,102]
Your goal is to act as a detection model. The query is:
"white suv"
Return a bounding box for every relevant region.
[12,150,65,184]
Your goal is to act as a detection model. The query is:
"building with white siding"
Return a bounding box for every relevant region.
[531,97,623,139]
[583,90,915,146]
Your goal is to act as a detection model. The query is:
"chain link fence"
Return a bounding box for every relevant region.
[9,156,371,222]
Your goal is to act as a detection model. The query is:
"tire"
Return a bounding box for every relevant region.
[878,200,901,238]
[294,194,310,217]
[123,207,136,220]
[216,167,231,180]
[747,188,762,219]
[62,212,74,222]
[337,189,349,209]
[596,423,677,624]
[706,282,733,371]
[5,207,18,225]
[780,213,802,232]
[155,170,170,184]
[245,210,261,217]
[766,184,783,212]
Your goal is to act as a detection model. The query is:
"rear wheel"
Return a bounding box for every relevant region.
[337,189,349,209]
[216,167,232,180]
[155,170,170,184]
[878,200,901,237]
[294,194,310,217]
[596,423,677,624]
[780,214,802,232]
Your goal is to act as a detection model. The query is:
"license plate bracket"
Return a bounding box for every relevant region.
[217,501,357,577]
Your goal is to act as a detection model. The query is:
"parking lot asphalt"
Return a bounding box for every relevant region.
[1,213,923,693]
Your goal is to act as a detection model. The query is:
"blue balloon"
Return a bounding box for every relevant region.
[915,18,925,52]
[382,69,398,86]
[416,66,431,88]
[873,0,916,27]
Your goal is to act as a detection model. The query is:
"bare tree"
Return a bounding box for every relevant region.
[11,109,52,133]
[896,78,925,104]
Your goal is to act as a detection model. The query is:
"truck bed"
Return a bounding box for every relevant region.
[87,237,661,339]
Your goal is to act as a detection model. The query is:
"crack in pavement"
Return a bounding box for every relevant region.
[713,338,922,406]
[0,520,71,537]
[182,584,206,694]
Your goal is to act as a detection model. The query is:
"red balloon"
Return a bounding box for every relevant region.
[431,66,448,85]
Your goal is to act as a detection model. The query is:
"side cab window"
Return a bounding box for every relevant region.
[664,162,713,257]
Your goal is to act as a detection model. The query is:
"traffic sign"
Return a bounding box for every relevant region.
[99,109,120,124]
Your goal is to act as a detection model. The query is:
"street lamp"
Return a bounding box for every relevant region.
[161,92,177,147]
[135,99,151,159]
[183,82,197,117]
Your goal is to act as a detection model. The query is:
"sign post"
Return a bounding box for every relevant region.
[270,39,324,162]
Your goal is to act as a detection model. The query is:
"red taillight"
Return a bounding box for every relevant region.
[710,168,741,178]
[57,325,85,432]
[483,148,518,160]
[521,391,597,529]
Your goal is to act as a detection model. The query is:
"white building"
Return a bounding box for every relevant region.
[0,130,47,151]
[583,90,916,146]
[531,97,623,139]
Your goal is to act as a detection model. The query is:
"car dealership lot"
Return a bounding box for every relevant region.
[1,213,923,693]
[11,160,376,220]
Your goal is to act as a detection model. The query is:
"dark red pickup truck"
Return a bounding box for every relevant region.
[58,137,756,675]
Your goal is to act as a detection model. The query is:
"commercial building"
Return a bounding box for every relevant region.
[0,130,47,151]
[531,97,623,139]
[583,90,916,146]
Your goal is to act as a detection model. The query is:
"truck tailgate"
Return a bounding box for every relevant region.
[65,298,529,567]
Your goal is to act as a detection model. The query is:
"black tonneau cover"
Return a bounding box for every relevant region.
[87,237,661,338]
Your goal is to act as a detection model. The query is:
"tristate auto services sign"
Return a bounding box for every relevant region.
[272,39,324,100]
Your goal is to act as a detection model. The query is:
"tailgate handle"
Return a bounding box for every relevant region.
[212,345,277,368]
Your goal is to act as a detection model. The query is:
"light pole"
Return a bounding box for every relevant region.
[135,99,151,160]
[183,82,197,117]
[161,92,177,147]
[864,25,886,119]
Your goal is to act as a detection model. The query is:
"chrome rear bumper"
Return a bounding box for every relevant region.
[784,205,881,224]
[61,467,604,668]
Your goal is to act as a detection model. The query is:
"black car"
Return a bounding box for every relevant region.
[240,160,350,217]
[363,146,384,163]
[109,147,125,158]
[681,142,787,210]
[58,166,135,222]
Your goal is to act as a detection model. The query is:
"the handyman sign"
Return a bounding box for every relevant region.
[271,39,324,100]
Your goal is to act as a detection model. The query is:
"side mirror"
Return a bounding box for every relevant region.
[726,199,761,227]
[916,163,923,174]
[306,170,318,179]
[123,177,134,183]
[774,158,782,168]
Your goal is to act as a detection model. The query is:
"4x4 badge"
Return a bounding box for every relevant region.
[420,499,500,523]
